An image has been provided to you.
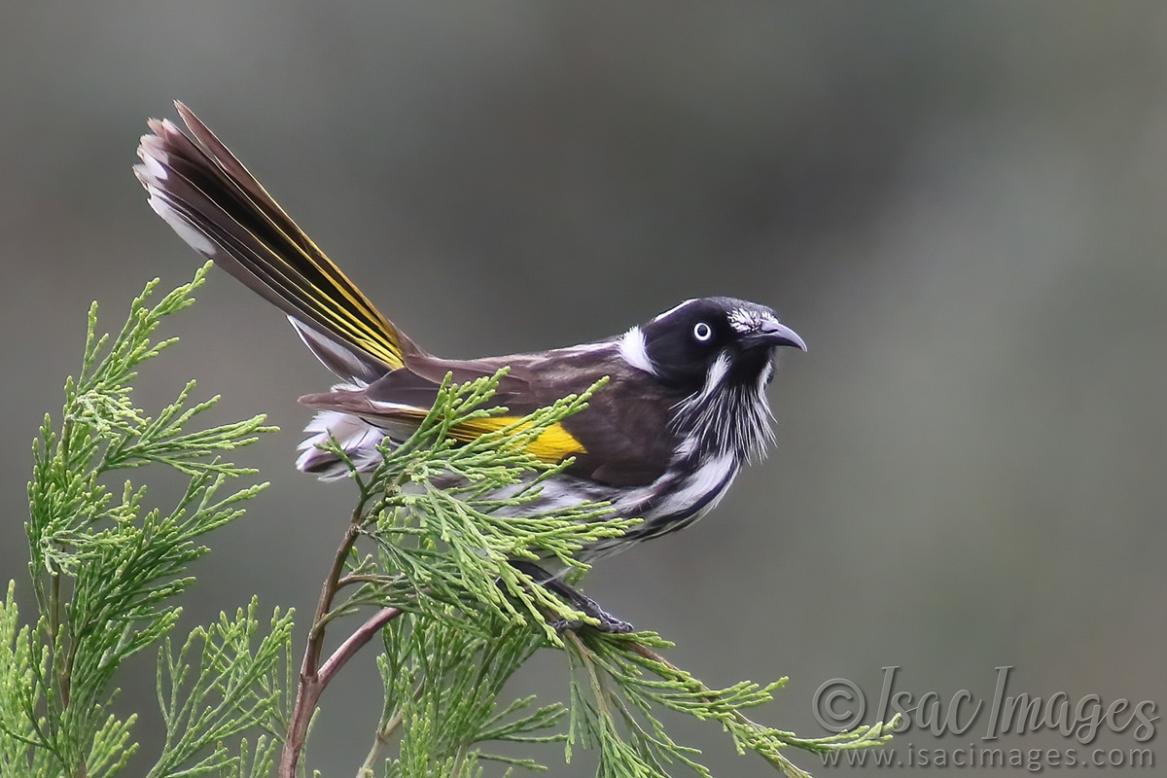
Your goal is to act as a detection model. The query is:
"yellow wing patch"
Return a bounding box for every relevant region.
[449,416,586,463]
[388,407,585,463]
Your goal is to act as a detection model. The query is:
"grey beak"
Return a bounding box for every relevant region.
[744,320,807,352]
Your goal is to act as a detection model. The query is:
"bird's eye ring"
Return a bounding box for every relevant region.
[693,322,712,342]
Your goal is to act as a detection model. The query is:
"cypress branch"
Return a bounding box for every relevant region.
[1,267,896,778]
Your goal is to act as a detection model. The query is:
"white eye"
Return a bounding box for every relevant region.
[693,322,712,342]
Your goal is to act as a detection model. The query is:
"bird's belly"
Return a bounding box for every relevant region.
[513,453,741,556]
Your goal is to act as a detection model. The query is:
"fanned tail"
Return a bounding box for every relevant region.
[134,101,419,382]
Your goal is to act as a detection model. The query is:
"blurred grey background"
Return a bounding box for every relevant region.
[1,2,1165,776]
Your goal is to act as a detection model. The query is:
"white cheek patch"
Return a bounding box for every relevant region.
[619,326,656,375]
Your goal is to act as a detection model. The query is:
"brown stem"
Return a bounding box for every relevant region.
[627,641,668,666]
[280,505,398,778]
[319,607,401,684]
[279,605,403,777]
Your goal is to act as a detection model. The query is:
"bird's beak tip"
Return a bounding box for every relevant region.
[759,321,807,352]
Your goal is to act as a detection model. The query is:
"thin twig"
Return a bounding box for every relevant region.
[319,607,402,685]
[627,640,794,773]
[357,707,405,777]
[280,501,388,778]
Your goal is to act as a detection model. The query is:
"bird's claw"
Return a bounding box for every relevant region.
[508,560,635,634]
[552,610,634,634]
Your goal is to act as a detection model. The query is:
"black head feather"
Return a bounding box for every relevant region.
[638,297,803,392]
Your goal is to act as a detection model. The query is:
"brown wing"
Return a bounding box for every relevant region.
[300,345,683,486]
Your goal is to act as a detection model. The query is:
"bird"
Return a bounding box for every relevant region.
[134,102,806,631]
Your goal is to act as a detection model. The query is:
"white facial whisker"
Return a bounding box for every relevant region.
[670,352,776,464]
[699,352,730,400]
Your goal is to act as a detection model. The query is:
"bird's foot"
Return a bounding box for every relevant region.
[552,594,634,634]
[508,560,635,633]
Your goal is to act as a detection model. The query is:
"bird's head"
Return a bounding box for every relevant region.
[621,297,806,394]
